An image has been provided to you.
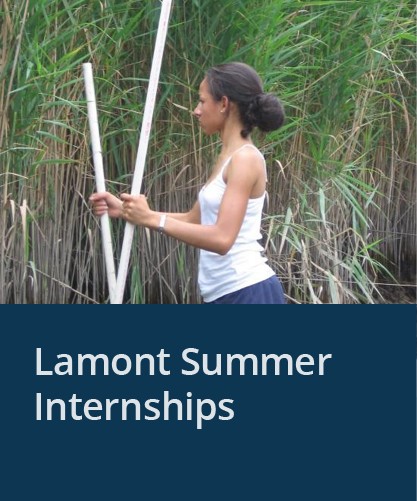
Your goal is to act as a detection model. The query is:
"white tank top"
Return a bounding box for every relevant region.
[198,144,275,302]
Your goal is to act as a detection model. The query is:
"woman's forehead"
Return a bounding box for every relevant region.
[199,78,209,94]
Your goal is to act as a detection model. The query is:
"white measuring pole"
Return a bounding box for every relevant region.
[115,0,173,304]
[83,63,117,303]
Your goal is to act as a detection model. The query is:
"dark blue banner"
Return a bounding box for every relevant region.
[1,305,415,500]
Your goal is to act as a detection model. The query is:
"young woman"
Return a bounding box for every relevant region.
[90,62,286,304]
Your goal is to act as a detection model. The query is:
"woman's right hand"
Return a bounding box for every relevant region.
[89,192,123,219]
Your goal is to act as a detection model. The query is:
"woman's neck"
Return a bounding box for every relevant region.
[219,123,252,156]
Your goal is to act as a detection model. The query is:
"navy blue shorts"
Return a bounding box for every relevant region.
[204,276,286,304]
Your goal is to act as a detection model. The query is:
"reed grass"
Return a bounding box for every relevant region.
[1,0,415,303]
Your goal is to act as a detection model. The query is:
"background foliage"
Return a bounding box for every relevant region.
[1,0,415,303]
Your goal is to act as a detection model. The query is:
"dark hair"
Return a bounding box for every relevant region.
[206,62,285,138]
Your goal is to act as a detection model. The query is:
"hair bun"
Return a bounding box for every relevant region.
[242,93,284,137]
[250,93,285,132]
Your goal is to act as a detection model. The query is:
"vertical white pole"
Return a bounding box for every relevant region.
[83,63,117,304]
[115,0,173,304]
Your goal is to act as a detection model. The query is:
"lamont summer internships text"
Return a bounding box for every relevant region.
[36,348,333,429]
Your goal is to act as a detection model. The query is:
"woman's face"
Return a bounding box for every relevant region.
[193,79,225,135]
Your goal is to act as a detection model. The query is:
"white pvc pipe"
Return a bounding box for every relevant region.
[115,0,173,304]
[83,63,117,304]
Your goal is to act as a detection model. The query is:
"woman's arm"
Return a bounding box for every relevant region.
[121,149,264,255]
[161,200,201,224]
[90,193,201,224]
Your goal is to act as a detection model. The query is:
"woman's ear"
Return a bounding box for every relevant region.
[220,95,230,114]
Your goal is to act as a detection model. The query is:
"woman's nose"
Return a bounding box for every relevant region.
[193,103,202,117]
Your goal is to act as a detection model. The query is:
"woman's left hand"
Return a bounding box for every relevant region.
[120,193,152,226]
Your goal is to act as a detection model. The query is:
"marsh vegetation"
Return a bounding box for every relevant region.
[1,0,415,303]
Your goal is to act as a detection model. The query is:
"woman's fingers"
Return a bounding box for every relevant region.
[92,200,108,216]
[89,192,108,203]
[120,193,147,202]
[89,192,144,219]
